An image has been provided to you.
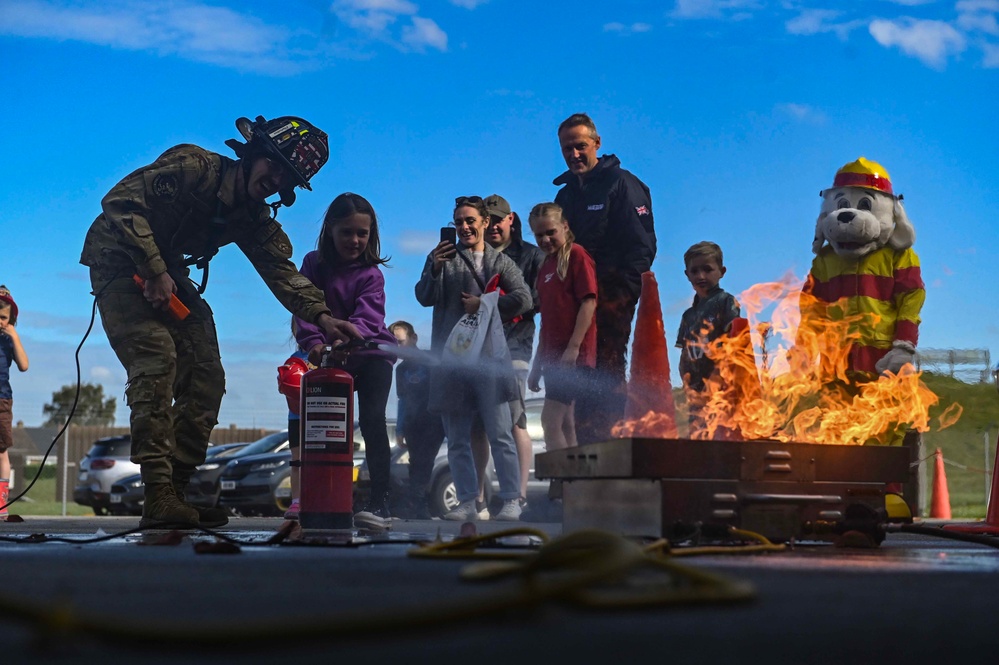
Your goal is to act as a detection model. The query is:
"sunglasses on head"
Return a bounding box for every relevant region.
[454,195,483,206]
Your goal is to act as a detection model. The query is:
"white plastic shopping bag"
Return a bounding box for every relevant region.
[444,291,506,366]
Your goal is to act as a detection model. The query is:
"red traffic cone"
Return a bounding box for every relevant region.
[620,271,677,438]
[929,448,951,520]
[943,432,999,535]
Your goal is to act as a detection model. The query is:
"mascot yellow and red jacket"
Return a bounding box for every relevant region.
[802,158,925,376]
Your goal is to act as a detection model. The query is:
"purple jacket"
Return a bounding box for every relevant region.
[294,251,397,369]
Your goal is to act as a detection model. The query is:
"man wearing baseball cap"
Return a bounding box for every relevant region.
[467,194,545,517]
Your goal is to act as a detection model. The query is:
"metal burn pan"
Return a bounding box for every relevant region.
[537,438,912,542]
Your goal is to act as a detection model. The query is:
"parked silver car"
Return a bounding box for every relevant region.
[73,435,141,515]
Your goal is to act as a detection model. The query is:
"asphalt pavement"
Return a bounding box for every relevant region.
[1,514,998,664]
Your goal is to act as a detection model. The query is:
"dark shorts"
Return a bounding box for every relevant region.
[0,398,12,452]
[543,366,592,406]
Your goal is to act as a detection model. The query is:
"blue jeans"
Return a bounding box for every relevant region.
[442,383,521,504]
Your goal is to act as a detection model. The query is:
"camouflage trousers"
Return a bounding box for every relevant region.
[91,270,224,486]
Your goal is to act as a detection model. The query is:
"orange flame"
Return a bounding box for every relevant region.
[615,272,961,445]
[699,273,958,444]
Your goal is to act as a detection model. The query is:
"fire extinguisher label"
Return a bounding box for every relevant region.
[304,393,349,452]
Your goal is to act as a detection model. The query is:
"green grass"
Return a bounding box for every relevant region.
[9,464,94,517]
[920,373,999,516]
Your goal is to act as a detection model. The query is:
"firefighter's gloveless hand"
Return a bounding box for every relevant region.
[316,314,361,346]
[144,272,179,311]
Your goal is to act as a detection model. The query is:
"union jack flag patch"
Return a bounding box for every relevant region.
[635,205,649,216]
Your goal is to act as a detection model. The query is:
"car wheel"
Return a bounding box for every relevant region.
[274,476,292,513]
[430,470,460,517]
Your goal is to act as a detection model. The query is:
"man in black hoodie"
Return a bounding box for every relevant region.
[553,113,657,444]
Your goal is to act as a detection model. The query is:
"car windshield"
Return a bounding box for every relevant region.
[233,431,288,457]
[211,445,247,459]
[88,438,132,458]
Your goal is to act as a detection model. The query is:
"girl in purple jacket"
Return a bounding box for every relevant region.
[295,193,398,529]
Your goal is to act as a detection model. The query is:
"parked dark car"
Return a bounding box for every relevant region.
[108,472,144,516]
[106,437,275,516]
[184,437,275,508]
[218,424,378,517]
[217,450,293,517]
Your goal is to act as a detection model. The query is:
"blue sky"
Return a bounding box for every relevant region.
[1,0,997,429]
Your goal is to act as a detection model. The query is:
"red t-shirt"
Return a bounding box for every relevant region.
[536,243,597,368]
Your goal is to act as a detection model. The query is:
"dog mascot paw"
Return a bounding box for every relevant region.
[803,157,925,378]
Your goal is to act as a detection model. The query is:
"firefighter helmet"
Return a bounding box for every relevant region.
[230,115,329,192]
[832,157,893,195]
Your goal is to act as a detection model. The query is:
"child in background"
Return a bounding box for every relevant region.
[525,203,597,521]
[675,241,741,439]
[295,193,398,530]
[388,320,445,519]
[0,286,29,521]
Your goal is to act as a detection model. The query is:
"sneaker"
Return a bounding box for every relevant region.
[354,511,389,530]
[442,500,480,522]
[493,498,523,521]
[475,499,490,521]
[354,495,392,530]
[283,499,301,521]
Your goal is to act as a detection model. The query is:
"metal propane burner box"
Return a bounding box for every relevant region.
[535,438,914,542]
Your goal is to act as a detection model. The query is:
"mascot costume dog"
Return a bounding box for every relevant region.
[803,157,925,380]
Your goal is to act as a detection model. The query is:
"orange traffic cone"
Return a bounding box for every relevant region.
[943,432,999,534]
[929,448,951,519]
[620,271,678,438]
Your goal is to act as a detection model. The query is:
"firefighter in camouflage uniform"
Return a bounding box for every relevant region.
[80,116,359,528]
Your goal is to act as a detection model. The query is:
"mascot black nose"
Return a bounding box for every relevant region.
[837,211,856,223]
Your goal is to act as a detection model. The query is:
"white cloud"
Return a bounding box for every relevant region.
[90,366,115,381]
[785,9,864,40]
[982,41,999,65]
[775,102,827,124]
[332,0,417,33]
[957,0,999,35]
[869,18,967,68]
[0,0,304,75]
[672,0,761,19]
[882,0,937,6]
[331,0,448,53]
[603,22,653,35]
[449,0,489,8]
[402,16,447,51]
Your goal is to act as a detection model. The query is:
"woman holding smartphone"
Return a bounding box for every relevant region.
[415,196,532,521]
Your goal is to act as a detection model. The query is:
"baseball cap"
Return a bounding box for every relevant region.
[484,194,512,220]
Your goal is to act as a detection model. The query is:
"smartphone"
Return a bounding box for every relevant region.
[440,226,457,246]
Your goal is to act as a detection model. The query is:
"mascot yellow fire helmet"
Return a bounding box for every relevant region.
[832,157,893,195]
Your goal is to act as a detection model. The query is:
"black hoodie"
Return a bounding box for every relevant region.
[553,154,657,299]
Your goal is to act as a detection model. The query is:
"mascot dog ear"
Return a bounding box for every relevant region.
[811,211,826,255]
[887,197,915,251]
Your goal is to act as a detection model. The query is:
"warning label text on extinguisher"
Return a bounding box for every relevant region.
[304,395,349,446]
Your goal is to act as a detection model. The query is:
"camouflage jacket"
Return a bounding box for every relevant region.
[80,144,331,324]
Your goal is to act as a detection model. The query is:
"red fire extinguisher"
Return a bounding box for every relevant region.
[299,345,355,530]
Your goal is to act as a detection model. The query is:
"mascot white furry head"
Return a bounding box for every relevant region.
[813,157,915,259]
[805,157,925,379]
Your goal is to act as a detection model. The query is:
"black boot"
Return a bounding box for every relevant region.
[139,483,200,528]
[173,478,229,528]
